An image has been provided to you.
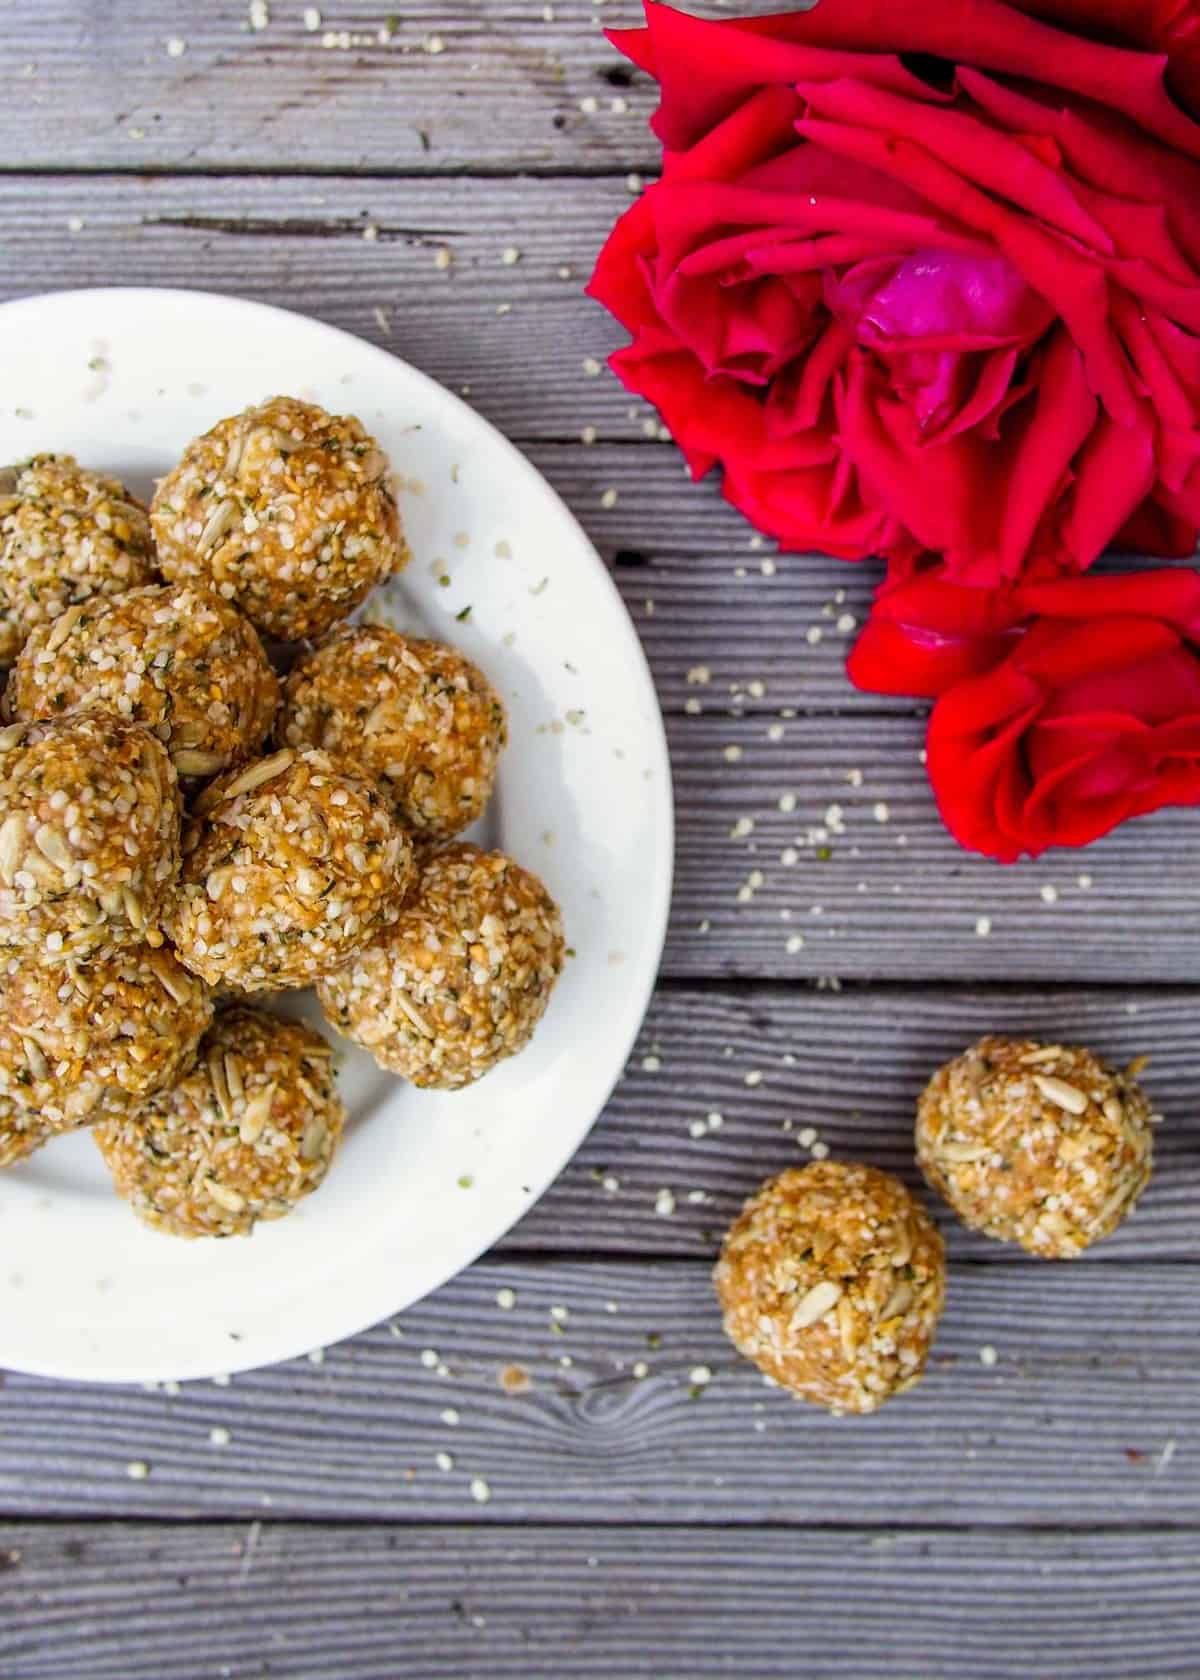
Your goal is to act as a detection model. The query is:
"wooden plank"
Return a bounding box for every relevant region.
[0,1258,1195,1523]
[0,173,644,442]
[517,983,1200,1260]
[4,0,666,175]
[660,712,1200,981]
[2,1521,1199,1679]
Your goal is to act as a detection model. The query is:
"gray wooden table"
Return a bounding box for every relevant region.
[2,5,1199,1676]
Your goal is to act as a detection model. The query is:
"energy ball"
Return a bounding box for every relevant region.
[318,842,564,1090]
[916,1036,1154,1258]
[151,395,407,642]
[93,1005,345,1238]
[0,947,211,1167]
[0,454,156,664]
[166,746,413,992]
[279,625,507,838]
[715,1162,946,1416]
[9,582,279,782]
[0,713,181,962]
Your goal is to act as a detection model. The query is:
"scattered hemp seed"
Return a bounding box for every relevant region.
[600,487,619,509]
[126,1460,150,1481]
[501,245,521,266]
[441,1408,461,1427]
[632,1361,649,1379]
[436,1451,454,1472]
[979,1345,999,1368]
[582,356,602,376]
[469,1477,491,1504]
[975,916,992,938]
[209,1426,231,1447]
[655,1187,676,1217]
[495,1287,516,1310]
[1040,884,1059,904]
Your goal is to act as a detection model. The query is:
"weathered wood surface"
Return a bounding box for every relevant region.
[517,984,1199,1260]
[2,1523,1197,1680]
[4,2,668,176]
[6,1,1200,1671]
[0,1259,1194,1523]
[661,713,1200,981]
[0,175,646,442]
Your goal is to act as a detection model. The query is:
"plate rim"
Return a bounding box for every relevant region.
[0,284,675,1383]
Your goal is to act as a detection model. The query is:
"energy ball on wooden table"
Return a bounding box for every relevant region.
[151,396,407,642]
[715,1162,946,1416]
[0,713,181,962]
[917,1036,1153,1258]
[279,625,506,838]
[318,842,564,1090]
[0,454,156,665]
[9,583,279,782]
[166,747,413,993]
[0,947,211,1167]
[94,1005,345,1239]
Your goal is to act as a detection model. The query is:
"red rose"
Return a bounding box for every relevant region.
[847,558,1029,697]
[924,570,1200,859]
[588,1,1200,582]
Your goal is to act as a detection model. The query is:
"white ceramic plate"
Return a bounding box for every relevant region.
[0,287,672,1384]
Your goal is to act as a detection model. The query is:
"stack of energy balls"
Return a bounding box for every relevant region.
[0,396,564,1239]
[716,1036,1154,1415]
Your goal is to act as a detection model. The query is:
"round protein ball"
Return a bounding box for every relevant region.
[318,842,564,1090]
[916,1036,1154,1258]
[0,454,156,665]
[93,1005,345,1238]
[279,626,507,838]
[0,713,181,962]
[150,396,407,642]
[167,747,413,992]
[9,582,279,782]
[714,1162,946,1416]
[0,947,212,1167]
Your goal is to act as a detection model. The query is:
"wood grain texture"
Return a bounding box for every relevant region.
[514,983,1200,1260]
[0,173,641,441]
[2,1521,1199,1679]
[660,712,1200,980]
[0,1258,1195,1523]
[3,0,666,174]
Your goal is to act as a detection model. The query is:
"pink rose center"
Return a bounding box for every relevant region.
[826,248,1052,432]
